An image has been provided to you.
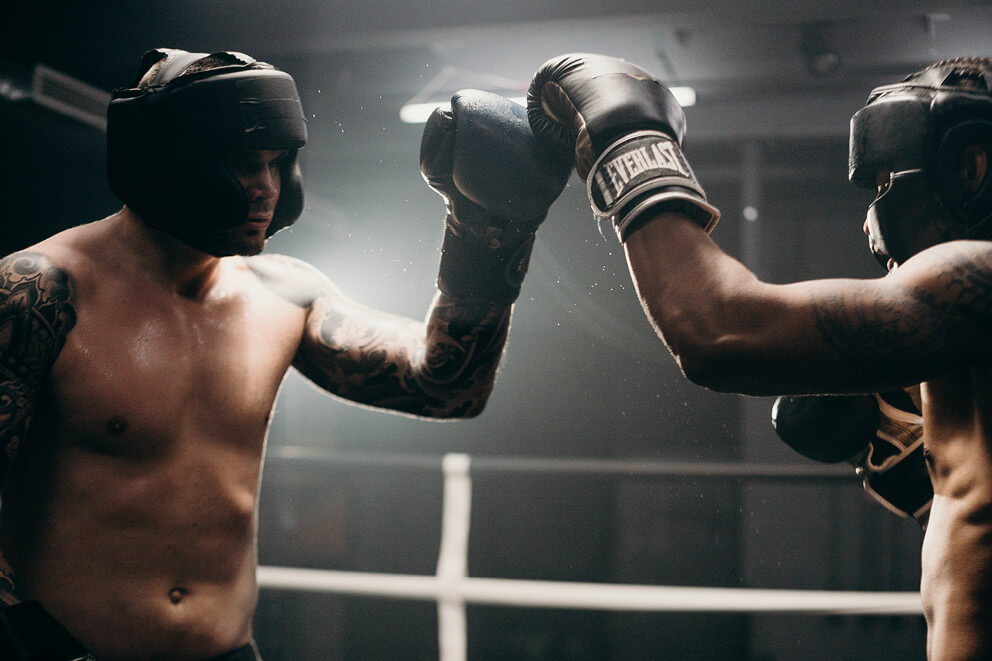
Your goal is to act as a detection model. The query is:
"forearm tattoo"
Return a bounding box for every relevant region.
[0,252,76,476]
[811,246,992,378]
[301,296,511,418]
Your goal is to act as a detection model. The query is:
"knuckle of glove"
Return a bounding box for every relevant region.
[771,394,880,463]
[419,108,457,193]
[448,90,570,226]
[528,53,688,160]
[529,52,720,236]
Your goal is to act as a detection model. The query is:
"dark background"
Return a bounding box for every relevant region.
[4,2,988,659]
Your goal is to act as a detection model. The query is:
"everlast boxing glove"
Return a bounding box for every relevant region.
[420,90,572,305]
[527,53,719,240]
[772,391,932,526]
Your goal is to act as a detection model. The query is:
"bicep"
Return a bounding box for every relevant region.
[0,252,76,476]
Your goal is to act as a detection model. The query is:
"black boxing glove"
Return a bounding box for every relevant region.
[420,90,572,305]
[771,394,881,464]
[772,392,932,525]
[527,53,719,240]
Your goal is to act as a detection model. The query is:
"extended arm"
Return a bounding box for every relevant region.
[258,91,569,418]
[281,257,512,418]
[624,218,992,394]
[250,254,509,418]
[527,53,992,396]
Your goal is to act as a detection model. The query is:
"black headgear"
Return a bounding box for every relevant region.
[849,58,992,264]
[107,48,308,252]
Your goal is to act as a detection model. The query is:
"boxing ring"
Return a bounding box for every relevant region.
[258,448,923,661]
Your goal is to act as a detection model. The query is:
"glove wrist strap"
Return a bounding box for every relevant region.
[437,224,535,305]
[586,130,720,240]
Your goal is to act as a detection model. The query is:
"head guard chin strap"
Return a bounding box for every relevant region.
[849,59,992,264]
[106,48,308,254]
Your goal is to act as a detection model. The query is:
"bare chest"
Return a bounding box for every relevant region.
[43,281,305,457]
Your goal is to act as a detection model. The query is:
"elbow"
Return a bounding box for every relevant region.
[663,321,754,394]
[676,348,737,392]
[433,387,493,420]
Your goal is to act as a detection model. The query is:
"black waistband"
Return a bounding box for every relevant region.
[210,641,260,661]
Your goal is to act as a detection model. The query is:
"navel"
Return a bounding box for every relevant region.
[169,587,188,604]
[105,416,129,435]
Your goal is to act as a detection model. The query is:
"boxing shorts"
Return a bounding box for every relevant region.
[0,600,94,660]
[211,641,262,661]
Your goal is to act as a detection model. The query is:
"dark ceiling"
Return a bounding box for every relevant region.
[5,1,991,145]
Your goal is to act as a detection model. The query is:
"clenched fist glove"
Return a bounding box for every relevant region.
[527,53,719,240]
[420,90,572,305]
[772,391,932,526]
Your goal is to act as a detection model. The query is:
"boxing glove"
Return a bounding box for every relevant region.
[527,53,719,240]
[772,391,932,525]
[420,90,572,305]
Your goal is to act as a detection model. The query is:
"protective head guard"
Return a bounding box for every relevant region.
[107,48,308,254]
[849,57,992,265]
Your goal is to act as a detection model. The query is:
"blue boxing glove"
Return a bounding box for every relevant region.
[420,90,572,305]
[772,391,931,526]
[527,53,719,240]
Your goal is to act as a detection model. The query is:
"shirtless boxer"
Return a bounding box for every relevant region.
[0,48,569,660]
[528,54,992,659]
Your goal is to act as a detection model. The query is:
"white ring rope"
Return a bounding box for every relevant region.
[256,566,923,615]
[266,446,855,480]
[258,449,922,661]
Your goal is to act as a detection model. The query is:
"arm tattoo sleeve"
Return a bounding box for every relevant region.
[811,246,992,379]
[0,252,76,478]
[298,294,511,418]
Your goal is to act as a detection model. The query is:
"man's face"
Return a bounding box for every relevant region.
[862,169,939,271]
[215,148,287,256]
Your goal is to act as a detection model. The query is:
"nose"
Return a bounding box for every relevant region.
[245,167,280,204]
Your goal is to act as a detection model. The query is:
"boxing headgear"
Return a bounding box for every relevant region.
[107,48,308,253]
[849,58,992,265]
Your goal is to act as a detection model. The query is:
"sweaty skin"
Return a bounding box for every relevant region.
[623,212,992,661]
[0,168,512,657]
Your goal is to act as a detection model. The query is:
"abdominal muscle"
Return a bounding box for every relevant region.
[1,419,267,660]
[919,371,992,661]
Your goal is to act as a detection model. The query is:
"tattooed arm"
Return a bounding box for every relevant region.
[0,251,77,600]
[621,214,992,395]
[248,254,511,418]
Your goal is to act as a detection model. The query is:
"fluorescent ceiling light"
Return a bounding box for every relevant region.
[399,87,696,124]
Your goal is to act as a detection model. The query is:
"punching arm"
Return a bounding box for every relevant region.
[251,254,513,419]
[622,214,992,395]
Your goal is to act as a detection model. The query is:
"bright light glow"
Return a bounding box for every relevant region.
[399,87,696,124]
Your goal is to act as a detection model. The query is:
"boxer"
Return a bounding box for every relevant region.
[529,53,992,659]
[0,48,570,659]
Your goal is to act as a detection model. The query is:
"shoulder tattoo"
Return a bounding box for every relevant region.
[0,252,77,470]
[810,245,992,375]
